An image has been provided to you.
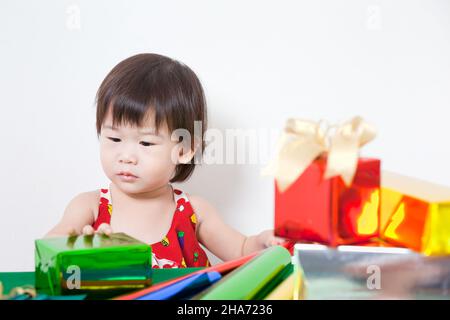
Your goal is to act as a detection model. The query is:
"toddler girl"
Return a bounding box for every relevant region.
[45,53,283,268]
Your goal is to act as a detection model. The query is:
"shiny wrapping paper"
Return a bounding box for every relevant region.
[135,271,222,300]
[275,157,381,246]
[380,172,450,256]
[253,263,294,299]
[115,250,257,300]
[294,243,450,299]
[194,246,292,300]
[35,233,152,296]
[264,262,305,300]
[115,241,294,300]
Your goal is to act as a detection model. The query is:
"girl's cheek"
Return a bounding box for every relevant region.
[101,144,118,158]
[142,154,175,175]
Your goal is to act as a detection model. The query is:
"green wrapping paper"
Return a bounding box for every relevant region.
[35,233,152,296]
[253,263,294,300]
[195,246,291,300]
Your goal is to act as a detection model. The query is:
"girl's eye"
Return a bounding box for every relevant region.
[108,137,121,142]
[140,141,155,147]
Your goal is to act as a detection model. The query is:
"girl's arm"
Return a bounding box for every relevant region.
[189,195,283,261]
[44,192,97,238]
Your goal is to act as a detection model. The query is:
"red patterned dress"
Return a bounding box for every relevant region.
[92,186,211,269]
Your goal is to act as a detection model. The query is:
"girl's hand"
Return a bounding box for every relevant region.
[66,224,113,236]
[257,229,285,248]
[85,223,113,236]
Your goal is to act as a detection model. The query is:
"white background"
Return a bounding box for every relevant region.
[0,0,449,271]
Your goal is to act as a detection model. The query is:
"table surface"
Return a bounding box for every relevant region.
[3,248,450,300]
[0,268,203,296]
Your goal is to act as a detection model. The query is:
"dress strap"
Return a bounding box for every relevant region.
[172,187,198,228]
[92,187,113,230]
[99,187,112,205]
[173,188,188,204]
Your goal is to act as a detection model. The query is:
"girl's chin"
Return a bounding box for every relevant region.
[114,180,157,194]
[113,178,140,191]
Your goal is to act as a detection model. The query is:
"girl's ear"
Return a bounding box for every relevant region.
[177,148,195,164]
[177,137,201,164]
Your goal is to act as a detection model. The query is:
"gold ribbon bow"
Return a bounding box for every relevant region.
[262,116,376,192]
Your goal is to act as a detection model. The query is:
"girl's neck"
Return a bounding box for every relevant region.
[110,183,174,203]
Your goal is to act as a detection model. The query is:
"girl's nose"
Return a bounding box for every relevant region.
[119,154,137,165]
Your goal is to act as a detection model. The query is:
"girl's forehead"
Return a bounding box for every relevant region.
[102,111,169,137]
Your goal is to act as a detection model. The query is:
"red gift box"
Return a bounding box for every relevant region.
[274,156,380,246]
[264,117,380,247]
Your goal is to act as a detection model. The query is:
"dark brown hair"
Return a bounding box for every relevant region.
[96,53,207,183]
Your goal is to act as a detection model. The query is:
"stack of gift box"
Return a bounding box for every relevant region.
[26,116,450,300]
[270,117,450,256]
[269,116,450,299]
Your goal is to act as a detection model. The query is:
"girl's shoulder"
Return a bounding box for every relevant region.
[60,189,101,227]
[71,189,102,221]
[184,193,217,225]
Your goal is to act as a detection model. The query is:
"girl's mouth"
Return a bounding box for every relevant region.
[117,172,138,182]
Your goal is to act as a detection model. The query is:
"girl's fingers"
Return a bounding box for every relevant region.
[68,227,79,237]
[268,235,285,247]
[96,223,112,236]
[258,230,286,248]
[269,237,279,246]
[82,225,95,235]
[273,236,285,245]
[264,230,281,247]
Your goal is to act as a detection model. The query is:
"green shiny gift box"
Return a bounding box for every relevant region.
[35,233,152,296]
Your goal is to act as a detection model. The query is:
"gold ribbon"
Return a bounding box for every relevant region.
[262,116,376,192]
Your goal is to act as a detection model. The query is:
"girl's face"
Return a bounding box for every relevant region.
[99,108,179,195]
